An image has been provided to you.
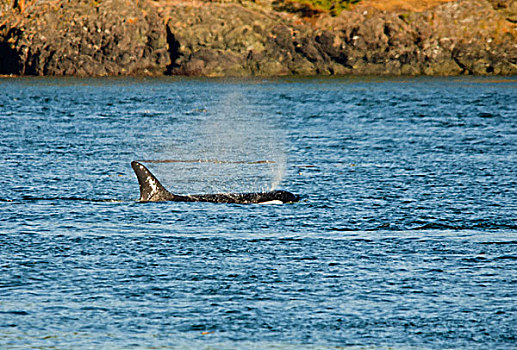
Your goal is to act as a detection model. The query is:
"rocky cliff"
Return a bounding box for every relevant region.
[0,0,169,76]
[0,0,516,76]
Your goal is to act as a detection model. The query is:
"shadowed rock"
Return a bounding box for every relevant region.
[0,0,169,76]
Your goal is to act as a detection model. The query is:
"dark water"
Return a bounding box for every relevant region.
[0,76,516,349]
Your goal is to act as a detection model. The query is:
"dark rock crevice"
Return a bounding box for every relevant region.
[0,41,19,75]
[0,28,22,75]
[165,24,181,75]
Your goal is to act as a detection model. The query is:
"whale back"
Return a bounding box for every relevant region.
[131,161,299,203]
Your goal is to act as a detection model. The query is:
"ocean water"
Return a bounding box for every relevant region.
[0,76,515,349]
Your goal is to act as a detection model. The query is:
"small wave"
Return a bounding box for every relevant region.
[330,221,516,233]
[494,255,517,261]
[413,222,458,230]
[479,112,496,118]
[330,227,357,232]
[18,196,127,203]
[412,221,516,231]
[0,311,29,316]
[481,241,517,245]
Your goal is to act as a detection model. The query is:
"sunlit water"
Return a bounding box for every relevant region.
[0,76,515,349]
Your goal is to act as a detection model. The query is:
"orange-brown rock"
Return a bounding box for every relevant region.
[0,0,515,76]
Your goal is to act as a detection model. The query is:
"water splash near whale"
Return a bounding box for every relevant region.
[156,89,287,194]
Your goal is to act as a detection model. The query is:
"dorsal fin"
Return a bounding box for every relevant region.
[131,161,174,201]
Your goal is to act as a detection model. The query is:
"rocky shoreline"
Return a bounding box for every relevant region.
[0,0,516,77]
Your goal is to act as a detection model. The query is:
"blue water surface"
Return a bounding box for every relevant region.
[0,76,516,349]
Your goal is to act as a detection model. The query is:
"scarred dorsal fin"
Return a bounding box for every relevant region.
[131,161,174,201]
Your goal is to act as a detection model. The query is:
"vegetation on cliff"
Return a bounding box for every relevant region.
[273,0,361,16]
[0,0,516,76]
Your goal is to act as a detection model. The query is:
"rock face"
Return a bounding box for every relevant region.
[164,0,516,76]
[165,3,342,76]
[0,0,516,76]
[0,0,169,76]
[318,0,517,75]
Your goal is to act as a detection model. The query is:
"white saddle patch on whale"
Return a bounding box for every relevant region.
[259,200,283,205]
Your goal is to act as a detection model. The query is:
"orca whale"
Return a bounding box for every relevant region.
[131,161,299,204]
